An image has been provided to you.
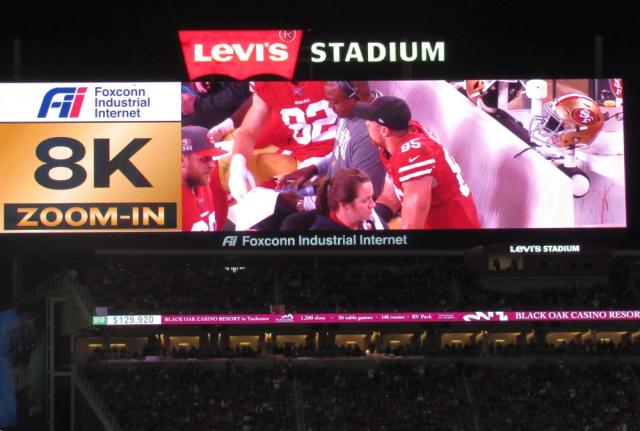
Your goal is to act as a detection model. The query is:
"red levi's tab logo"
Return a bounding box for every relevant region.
[179,30,303,80]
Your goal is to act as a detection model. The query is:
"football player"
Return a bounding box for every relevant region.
[354,96,481,230]
[227,81,338,200]
[181,126,227,231]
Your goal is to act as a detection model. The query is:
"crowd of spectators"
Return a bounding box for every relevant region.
[89,342,366,362]
[279,258,456,312]
[271,343,365,358]
[78,255,640,315]
[82,358,640,431]
[297,361,473,430]
[88,337,640,364]
[460,279,639,311]
[89,344,261,362]
[82,255,459,313]
[378,338,640,358]
[84,361,291,431]
[84,256,276,313]
[467,361,640,430]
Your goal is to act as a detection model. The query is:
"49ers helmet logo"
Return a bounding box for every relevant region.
[572,108,596,125]
[609,78,623,98]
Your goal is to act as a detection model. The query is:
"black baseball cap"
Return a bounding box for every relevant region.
[352,96,411,130]
[181,125,226,157]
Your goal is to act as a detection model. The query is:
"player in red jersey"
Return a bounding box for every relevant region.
[228,81,338,200]
[181,126,227,231]
[353,96,480,230]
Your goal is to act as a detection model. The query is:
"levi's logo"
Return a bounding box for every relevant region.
[509,245,542,253]
[194,42,288,63]
[179,29,303,80]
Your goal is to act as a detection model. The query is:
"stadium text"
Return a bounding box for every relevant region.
[509,244,581,254]
[310,41,445,63]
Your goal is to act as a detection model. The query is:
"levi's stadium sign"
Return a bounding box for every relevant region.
[178,29,446,80]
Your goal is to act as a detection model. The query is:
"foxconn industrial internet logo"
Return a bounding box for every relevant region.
[37,87,88,118]
[222,236,238,247]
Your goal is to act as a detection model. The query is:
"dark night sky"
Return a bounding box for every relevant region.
[2,0,638,81]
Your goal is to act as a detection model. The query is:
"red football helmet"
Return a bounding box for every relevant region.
[464,79,525,112]
[609,78,623,99]
[464,79,496,105]
[530,93,604,149]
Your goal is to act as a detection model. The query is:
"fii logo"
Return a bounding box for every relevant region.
[37,87,88,118]
[222,235,238,246]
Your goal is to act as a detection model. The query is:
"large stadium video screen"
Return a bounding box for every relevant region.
[0,78,626,236]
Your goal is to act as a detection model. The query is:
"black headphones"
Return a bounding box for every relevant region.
[336,81,358,99]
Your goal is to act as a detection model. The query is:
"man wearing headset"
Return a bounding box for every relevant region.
[273,81,386,229]
[278,81,385,198]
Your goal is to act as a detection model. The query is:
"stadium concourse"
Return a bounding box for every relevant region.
[4,247,640,430]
